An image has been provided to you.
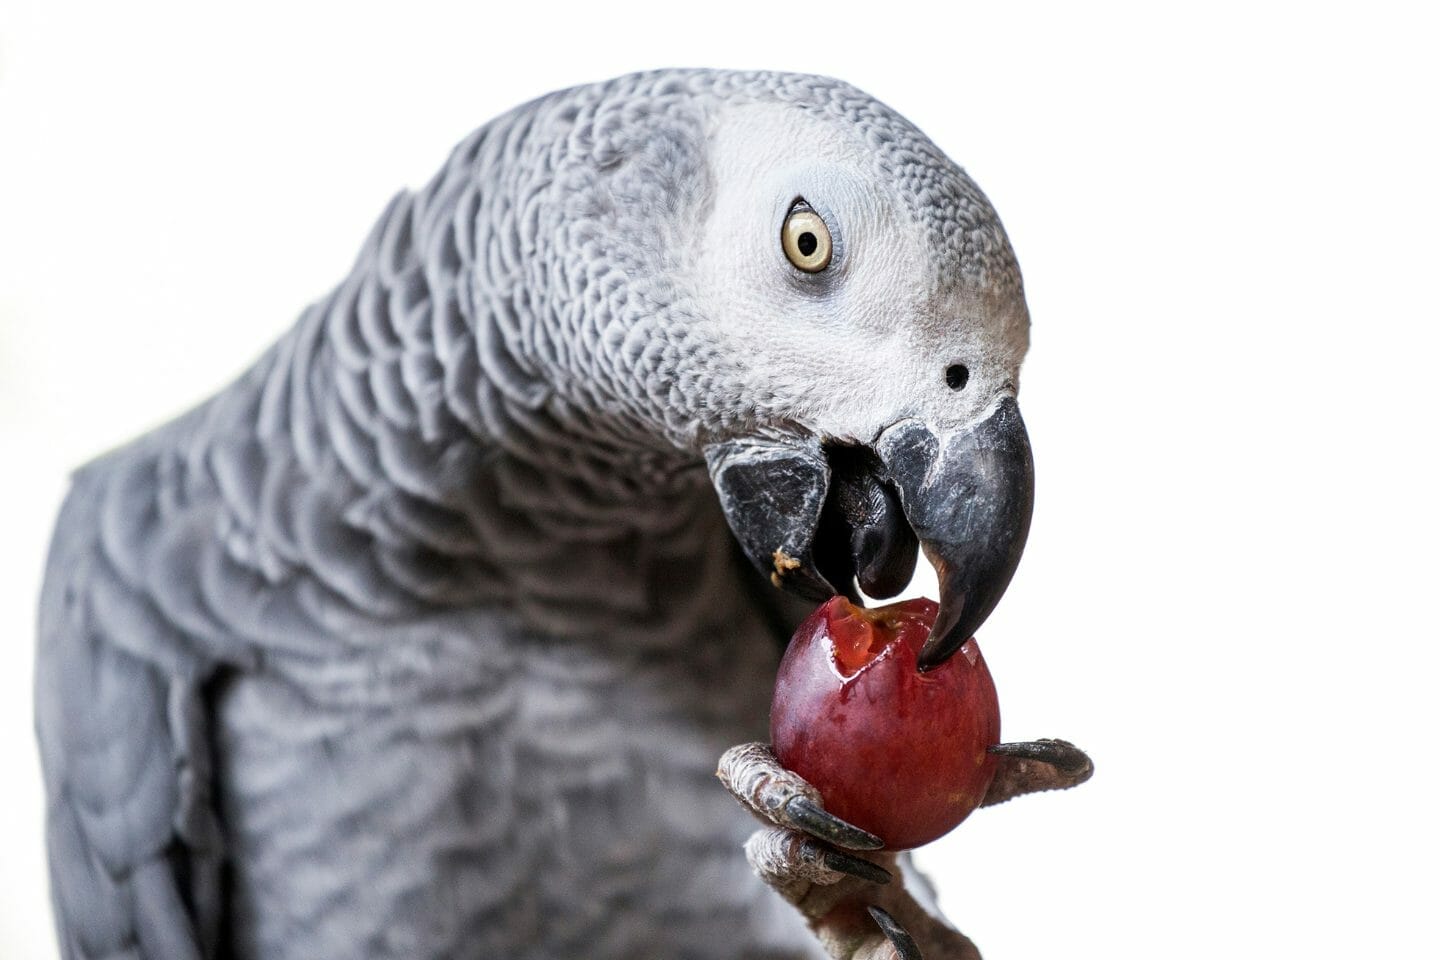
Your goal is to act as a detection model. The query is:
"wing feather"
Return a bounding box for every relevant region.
[38,464,220,959]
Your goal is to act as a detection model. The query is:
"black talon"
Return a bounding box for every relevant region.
[785,796,885,851]
[821,849,891,885]
[867,905,923,960]
[988,739,1093,775]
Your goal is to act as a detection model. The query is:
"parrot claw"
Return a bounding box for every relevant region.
[823,848,893,886]
[721,743,893,899]
[786,795,885,851]
[987,738,1092,772]
[716,742,882,849]
[982,738,1094,807]
[868,905,924,960]
[743,826,891,898]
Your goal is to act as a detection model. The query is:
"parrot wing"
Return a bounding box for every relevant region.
[36,447,226,960]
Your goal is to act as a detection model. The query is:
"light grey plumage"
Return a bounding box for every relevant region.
[36,69,1030,958]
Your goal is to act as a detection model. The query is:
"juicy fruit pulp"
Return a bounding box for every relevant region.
[770,596,1001,850]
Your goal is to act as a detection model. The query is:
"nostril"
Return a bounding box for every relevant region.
[945,364,969,391]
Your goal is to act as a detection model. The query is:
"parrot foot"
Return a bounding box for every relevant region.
[717,739,1094,959]
[982,738,1094,807]
[744,825,891,900]
[717,742,882,849]
[718,743,962,958]
[740,825,979,960]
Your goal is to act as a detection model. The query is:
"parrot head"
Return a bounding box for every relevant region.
[524,72,1033,669]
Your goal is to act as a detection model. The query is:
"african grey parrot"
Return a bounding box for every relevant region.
[36,69,1090,960]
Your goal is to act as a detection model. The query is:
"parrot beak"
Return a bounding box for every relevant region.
[874,397,1034,671]
[705,396,1033,672]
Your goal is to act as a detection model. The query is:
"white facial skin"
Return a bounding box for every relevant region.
[690,103,1030,444]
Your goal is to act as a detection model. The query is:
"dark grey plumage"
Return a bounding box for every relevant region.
[36,69,1029,959]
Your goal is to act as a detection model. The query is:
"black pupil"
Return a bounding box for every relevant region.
[945,364,969,390]
[797,232,818,257]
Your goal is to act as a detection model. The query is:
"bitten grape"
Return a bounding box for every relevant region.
[770,596,1001,850]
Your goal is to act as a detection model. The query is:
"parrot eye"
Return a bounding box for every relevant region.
[781,202,833,273]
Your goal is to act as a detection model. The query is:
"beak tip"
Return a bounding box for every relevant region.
[916,600,981,671]
[915,625,967,672]
[880,399,1034,673]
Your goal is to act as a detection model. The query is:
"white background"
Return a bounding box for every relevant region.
[2,2,1436,957]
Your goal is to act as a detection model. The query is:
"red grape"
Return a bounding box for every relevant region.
[770,596,1001,850]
